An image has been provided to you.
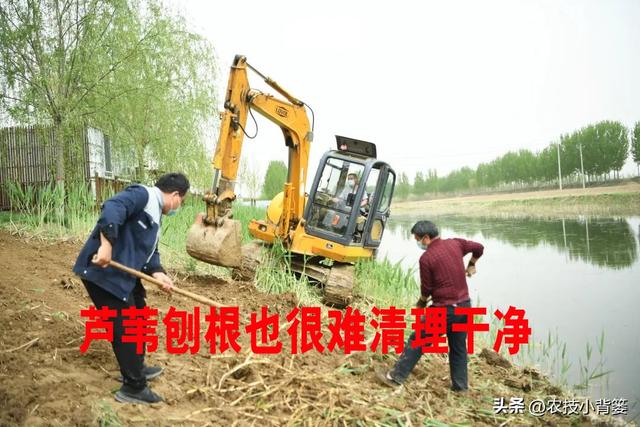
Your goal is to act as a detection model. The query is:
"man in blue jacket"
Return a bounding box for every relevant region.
[73,173,189,404]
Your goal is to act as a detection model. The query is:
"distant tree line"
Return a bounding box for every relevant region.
[395,120,640,199]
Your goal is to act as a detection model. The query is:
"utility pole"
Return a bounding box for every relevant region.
[557,143,563,190]
[579,143,586,189]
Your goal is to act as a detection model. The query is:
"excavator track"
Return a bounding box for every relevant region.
[322,264,355,308]
[289,258,355,308]
[289,258,330,284]
[234,244,355,308]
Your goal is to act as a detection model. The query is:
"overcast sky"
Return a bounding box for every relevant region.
[172,0,640,183]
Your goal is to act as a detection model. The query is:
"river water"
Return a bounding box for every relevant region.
[378,214,640,418]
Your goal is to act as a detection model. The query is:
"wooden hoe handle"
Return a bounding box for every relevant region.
[107,260,224,308]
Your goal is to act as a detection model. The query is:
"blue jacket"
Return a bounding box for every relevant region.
[73,184,166,302]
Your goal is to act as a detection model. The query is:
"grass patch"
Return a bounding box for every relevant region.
[93,400,122,427]
[355,257,420,308]
[253,241,323,306]
[0,180,100,239]
[482,193,640,217]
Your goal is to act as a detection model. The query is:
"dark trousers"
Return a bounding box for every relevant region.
[391,300,470,391]
[82,279,148,391]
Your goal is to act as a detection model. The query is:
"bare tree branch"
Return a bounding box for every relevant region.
[0,92,24,102]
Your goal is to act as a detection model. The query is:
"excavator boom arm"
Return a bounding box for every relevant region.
[208,55,312,237]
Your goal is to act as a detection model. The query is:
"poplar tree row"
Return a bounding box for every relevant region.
[394,120,639,199]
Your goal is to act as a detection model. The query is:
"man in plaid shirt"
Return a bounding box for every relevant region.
[378,220,484,391]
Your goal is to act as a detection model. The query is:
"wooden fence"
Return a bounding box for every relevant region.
[94,173,130,205]
[0,126,128,210]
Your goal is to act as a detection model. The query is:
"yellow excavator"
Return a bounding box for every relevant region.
[186,55,396,307]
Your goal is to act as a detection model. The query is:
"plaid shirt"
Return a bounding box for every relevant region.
[419,237,484,306]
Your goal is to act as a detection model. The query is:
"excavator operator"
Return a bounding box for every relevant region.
[336,173,359,201]
[324,173,370,234]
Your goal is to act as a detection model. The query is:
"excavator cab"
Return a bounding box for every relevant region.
[304,136,396,249]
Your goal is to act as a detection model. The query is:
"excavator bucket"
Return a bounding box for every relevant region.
[186,213,242,268]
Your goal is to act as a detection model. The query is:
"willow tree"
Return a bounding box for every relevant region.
[0,0,218,196]
[239,159,263,204]
[91,2,218,187]
[0,0,145,190]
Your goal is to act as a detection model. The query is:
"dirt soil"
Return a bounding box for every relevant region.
[0,230,625,426]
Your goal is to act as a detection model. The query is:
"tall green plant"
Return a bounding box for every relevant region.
[395,172,411,200]
[254,241,321,306]
[91,2,218,188]
[632,121,640,176]
[262,160,287,200]
[355,257,419,307]
[575,330,612,393]
[3,180,95,234]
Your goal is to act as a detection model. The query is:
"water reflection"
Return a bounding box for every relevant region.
[387,216,638,269]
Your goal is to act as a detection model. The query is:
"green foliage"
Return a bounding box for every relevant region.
[574,330,611,392]
[537,145,559,182]
[0,0,218,189]
[2,180,96,235]
[395,172,411,200]
[1,0,138,182]
[560,121,629,178]
[438,166,474,193]
[254,242,322,306]
[355,257,419,307]
[231,204,268,243]
[94,399,123,427]
[424,169,438,193]
[412,171,425,195]
[90,2,218,188]
[262,160,287,200]
[632,121,640,170]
